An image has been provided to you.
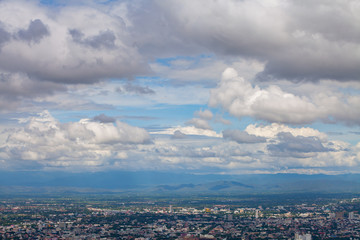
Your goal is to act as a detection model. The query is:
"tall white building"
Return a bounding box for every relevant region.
[295,233,311,240]
[255,209,259,219]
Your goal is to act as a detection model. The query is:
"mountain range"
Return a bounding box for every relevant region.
[1,171,360,195]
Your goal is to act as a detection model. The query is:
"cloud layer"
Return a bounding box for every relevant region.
[0,0,360,174]
[0,111,357,173]
[0,111,150,169]
[156,0,360,81]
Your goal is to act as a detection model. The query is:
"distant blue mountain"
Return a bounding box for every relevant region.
[1,171,360,194]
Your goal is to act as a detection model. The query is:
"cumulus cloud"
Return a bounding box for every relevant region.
[152,126,221,138]
[0,111,151,168]
[171,130,186,139]
[187,109,214,130]
[69,29,116,49]
[267,132,331,158]
[0,71,66,111]
[245,123,328,141]
[16,19,49,44]
[0,1,149,85]
[223,129,267,144]
[209,68,360,125]
[195,109,213,120]
[93,114,116,123]
[156,0,360,82]
[186,118,212,130]
[0,112,358,172]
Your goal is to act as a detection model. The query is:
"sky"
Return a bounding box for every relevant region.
[0,0,360,174]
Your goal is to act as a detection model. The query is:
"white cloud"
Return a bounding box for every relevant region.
[0,111,151,168]
[0,112,358,173]
[195,109,213,120]
[245,123,327,141]
[186,118,212,130]
[152,126,221,138]
[209,68,360,125]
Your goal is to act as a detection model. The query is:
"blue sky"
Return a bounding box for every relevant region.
[0,0,360,174]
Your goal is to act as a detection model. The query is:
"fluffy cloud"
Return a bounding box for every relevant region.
[223,129,267,144]
[245,123,327,141]
[0,0,148,85]
[209,68,360,125]
[195,109,213,120]
[93,114,116,123]
[16,19,49,44]
[171,130,186,139]
[0,112,358,172]
[0,72,65,111]
[186,118,212,130]
[156,0,360,82]
[0,111,151,168]
[267,132,331,158]
[152,126,221,138]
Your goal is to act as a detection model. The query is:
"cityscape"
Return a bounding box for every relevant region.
[1,0,360,239]
[1,194,360,239]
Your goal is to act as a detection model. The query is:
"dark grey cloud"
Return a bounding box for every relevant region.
[69,29,116,49]
[17,19,49,44]
[0,26,10,48]
[93,114,116,123]
[268,132,331,158]
[223,129,267,144]
[119,83,155,95]
[171,130,186,139]
[0,72,66,111]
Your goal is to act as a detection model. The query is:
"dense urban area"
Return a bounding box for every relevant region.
[1,194,360,239]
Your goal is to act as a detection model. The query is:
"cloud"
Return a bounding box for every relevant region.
[122,83,155,95]
[223,129,266,144]
[214,115,232,125]
[0,72,66,111]
[16,19,49,44]
[0,0,149,86]
[152,126,221,138]
[209,68,360,125]
[0,113,357,172]
[0,25,10,48]
[93,114,116,123]
[156,0,360,82]
[150,56,265,86]
[186,118,212,130]
[171,130,186,139]
[267,132,331,158]
[186,109,214,130]
[0,111,151,168]
[69,29,116,49]
[195,109,213,120]
[245,123,328,141]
